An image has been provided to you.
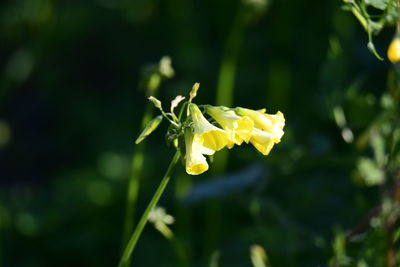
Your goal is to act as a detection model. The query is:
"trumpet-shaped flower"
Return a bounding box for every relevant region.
[206,106,254,148]
[184,129,210,175]
[249,128,277,155]
[235,108,285,142]
[189,103,228,152]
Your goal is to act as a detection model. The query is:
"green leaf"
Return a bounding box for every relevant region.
[394,227,400,242]
[331,229,352,266]
[357,157,385,186]
[135,115,163,144]
[367,41,384,61]
[370,132,386,167]
[333,106,347,128]
[250,244,270,267]
[158,56,175,78]
[391,128,400,156]
[363,0,388,10]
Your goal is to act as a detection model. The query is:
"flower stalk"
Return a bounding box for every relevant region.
[119,151,181,267]
[122,56,174,259]
[122,103,153,248]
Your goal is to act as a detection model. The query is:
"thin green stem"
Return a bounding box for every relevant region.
[122,103,153,247]
[177,102,188,120]
[161,110,180,127]
[119,151,181,267]
[351,4,368,32]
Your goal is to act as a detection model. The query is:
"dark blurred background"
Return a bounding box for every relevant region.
[0,0,396,266]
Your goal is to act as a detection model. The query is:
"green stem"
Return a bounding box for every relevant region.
[205,6,247,258]
[350,5,368,32]
[122,103,153,247]
[119,151,181,267]
[213,6,247,172]
[215,9,246,108]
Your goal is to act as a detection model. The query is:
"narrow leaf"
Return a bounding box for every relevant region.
[135,115,163,144]
[367,41,384,60]
[364,0,388,10]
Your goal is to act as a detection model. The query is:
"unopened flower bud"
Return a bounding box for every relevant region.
[148,96,162,110]
[189,83,200,102]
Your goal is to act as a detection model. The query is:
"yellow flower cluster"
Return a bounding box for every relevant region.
[185,103,285,175]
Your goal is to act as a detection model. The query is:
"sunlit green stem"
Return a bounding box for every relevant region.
[119,151,181,267]
[350,5,367,32]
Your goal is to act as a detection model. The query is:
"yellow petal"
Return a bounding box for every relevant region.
[388,38,400,64]
[184,129,209,175]
[206,106,254,146]
[226,139,235,149]
[234,116,254,143]
[249,128,276,156]
[189,104,228,151]
[265,111,285,142]
[235,108,285,142]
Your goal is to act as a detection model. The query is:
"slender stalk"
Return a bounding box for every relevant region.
[123,58,174,250]
[119,151,181,267]
[122,103,153,247]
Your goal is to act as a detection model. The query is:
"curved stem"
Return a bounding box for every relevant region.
[119,151,181,267]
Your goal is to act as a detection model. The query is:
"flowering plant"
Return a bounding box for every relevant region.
[138,83,285,175]
[119,83,285,266]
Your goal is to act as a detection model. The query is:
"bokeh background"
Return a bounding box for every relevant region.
[1,0,398,266]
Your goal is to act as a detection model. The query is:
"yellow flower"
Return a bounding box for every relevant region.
[189,103,228,152]
[184,128,210,175]
[235,108,285,142]
[249,128,277,155]
[387,37,400,64]
[206,106,254,148]
[234,107,285,155]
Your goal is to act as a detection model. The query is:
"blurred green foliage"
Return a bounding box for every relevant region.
[1,0,399,266]
[341,0,398,59]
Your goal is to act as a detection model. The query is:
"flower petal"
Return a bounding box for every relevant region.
[206,106,254,146]
[185,129,209,175]
[189,104,228,151]
[249,128,276,156]
[235,108,285,142]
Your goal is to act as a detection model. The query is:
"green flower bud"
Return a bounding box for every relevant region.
[148,96,162,110]
[135,115,163,144]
